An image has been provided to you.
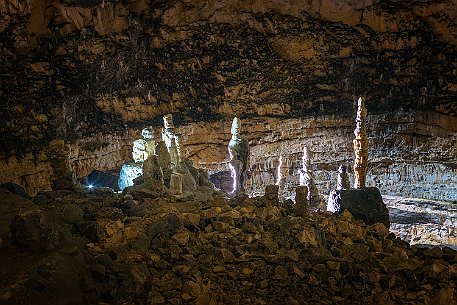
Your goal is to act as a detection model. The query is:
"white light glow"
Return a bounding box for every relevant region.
[276,155,283,186]
[229,162,237,193]
[88,184,93,189]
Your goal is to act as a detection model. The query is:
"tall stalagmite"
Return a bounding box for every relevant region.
[353,97,368,189]
[228,117,249,193]
[276,155,288,201]
[299,146,319,207]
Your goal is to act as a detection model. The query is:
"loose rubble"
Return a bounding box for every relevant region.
[0,186,456,305]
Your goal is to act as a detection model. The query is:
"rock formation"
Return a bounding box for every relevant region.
[118,128,155,190]
[299,146,320,208]
[169,137,180,169]
[169,173,183,195]
[47,140,75,190]
[327,187,390,227]
[143,155,163,183]
[1,0,456,200]
[353,97,369,189]
[328,102,390,227]
[264,184,279,207]
[228,117,250,193]
[155,141,172,188]
[294,185,309,217]
[336,165,350,190]
[162,114,182,158]
[275,154,288,201]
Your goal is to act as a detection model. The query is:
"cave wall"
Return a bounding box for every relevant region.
[176,112,457,201]
[1,0,456,198]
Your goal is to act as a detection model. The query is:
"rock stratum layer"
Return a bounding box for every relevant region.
[1,0,456,198]
[180,112,457,201]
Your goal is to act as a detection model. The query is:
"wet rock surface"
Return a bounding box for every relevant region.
[0,187,456,305]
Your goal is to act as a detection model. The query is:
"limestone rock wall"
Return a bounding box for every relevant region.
[178,111,457,201]
[1,0,456,198]
[0,131,135,195]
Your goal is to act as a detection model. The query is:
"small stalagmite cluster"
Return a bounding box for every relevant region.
[118,114,215,197]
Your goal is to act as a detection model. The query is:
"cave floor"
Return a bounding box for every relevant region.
[0,188,456,305]
[384,196,457,249]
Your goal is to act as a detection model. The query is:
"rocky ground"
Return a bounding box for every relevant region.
[385,196,457,249]
[0,185,456,305]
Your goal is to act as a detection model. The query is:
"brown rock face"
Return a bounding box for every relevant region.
[0,0,456,199]
[178,113,457,201]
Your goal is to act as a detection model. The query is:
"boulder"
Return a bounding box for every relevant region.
[146,214,183,239]
[118,199,147,217]
[0,182,30,199]
[327,187,389,227]
[10,210,63,253]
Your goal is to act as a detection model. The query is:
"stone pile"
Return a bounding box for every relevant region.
[0,185,455,305]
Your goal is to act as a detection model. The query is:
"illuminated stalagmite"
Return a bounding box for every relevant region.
[336,165,350,190]
[353,97,368,189]
[228,117,249,193]
[161,114,214,192]
[118,128,154,190]
[327,97,389,226]
[132,127,155,162]
[169,138,180,169]
[299,146,319,207]
[275,155,288,201]
[162,114,182,158]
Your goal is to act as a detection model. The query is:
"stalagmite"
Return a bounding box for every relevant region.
[264,184,279,207]
[169,137,180,169]
[119,128,155,190]
[142,127,155,157]
[162,114,182,157]
[47,140,76,190]
[169,173,183,195]
[155,141,172,188]
[276,155,288,201]
[327,98,389,226]
[353,97,368,189]
[336,165,350,190]
[143,155,163,182]
[299,146,319,207]
[228,117,249,193]
[132,127,155,163]
[294,185,309,216]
